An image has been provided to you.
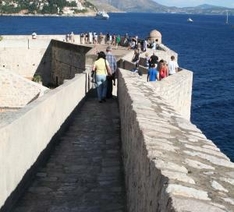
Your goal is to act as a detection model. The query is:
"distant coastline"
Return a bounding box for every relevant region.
[0,11,126,18]
[0,13,96,17]
[0,11,229,20]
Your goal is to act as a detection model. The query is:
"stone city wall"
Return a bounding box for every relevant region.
[0,36,53,78]
[0,36,99,86]
[150,69,192,120]
[0,73,89,210]
[0,35,83,80]
[50,40,91,86]
[118,68,234,212]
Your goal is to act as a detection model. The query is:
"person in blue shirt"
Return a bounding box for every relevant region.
[147,63,159,82]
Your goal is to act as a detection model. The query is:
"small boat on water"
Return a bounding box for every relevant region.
[226,10,229,24]
[95,10,109,20]
[187,18,193,22]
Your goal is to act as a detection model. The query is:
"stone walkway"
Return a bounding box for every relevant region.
[11,95,126,212]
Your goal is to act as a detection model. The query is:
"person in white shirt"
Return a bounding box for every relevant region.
[151,40,157,50]
[32,32,37,39]
[168,55,179,75]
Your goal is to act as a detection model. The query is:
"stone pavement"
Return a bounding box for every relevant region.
[11,93,126,212]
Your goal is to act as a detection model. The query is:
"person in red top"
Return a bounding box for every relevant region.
[158,59,168,80]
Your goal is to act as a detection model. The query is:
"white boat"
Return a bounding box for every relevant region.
[226,10,229,24]
[187,18,193,22]
[95,10,109,20]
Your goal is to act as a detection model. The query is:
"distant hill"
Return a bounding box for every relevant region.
[88,0,121,12]
[195,4,226,9]
[90,0,234,15]
[89,0,168,13]
[180,4,231,15]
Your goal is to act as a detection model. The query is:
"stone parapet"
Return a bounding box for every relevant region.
[50,40,91,86]
[0,73,89,210]
[118,69,234,212]
[150,69,193,120]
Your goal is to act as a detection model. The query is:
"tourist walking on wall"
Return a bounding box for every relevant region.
[115,35,121,49]
[158,59,168,80]
[112,34,116,46]
[98,32,104,44]
[142,38,148,52]
[151,40,157,50]
[85,33,89,44]
[80,33,85,44]
[93,32,98,44]
[106,32,110,45]
[168,55,179,75]
[123,33,129,46]
[131,49,140,66]
[149,52,158,68]
[70,32,75,42]
[147,63,159,82]
[144,52,150,68]
[128,38,137,50]
[105,46,117,99]
[89,32,93,44]
[92,51,112,103]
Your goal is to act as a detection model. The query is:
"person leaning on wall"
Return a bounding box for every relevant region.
[168,55,179,75]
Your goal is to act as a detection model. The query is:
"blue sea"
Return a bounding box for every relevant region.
[0,13,234,161]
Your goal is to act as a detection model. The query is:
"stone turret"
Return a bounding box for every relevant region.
[148,29,162,44]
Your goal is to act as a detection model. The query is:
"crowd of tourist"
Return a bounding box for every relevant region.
[126,36,179,82]
[78,32,122,48]
[89,32,180,102]
[31,31,180,103]
[127,38,179,82]
[145,54,179,82]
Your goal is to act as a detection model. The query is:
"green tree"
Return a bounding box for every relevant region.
[68,1,77,7]
[28,3,38,13]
